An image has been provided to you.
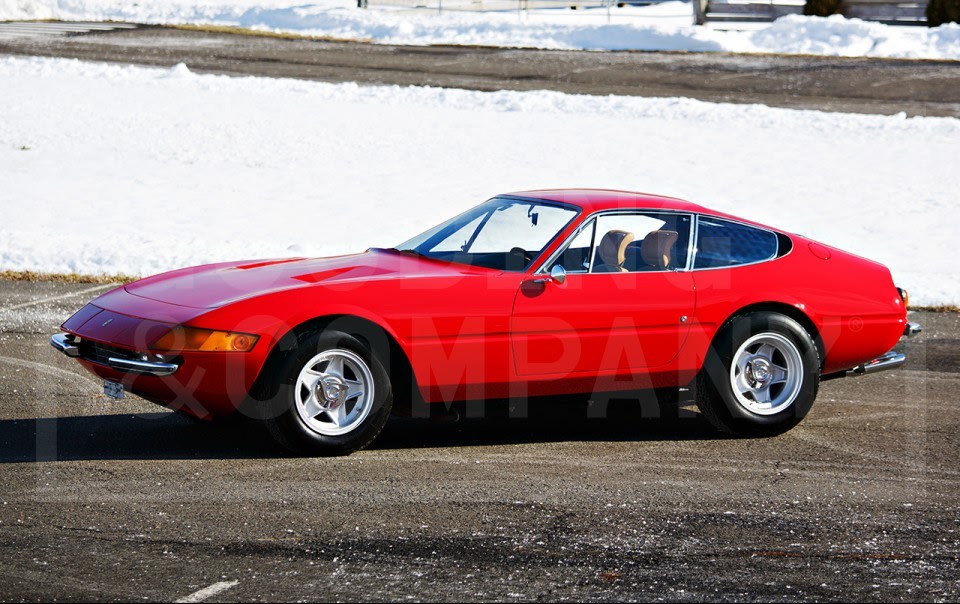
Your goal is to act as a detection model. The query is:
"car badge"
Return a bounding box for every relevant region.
[101,318,113,327]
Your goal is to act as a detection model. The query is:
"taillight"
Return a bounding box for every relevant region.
[896,287,909,308]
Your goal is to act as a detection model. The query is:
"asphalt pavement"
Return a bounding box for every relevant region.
[2,25,959,600]
[1,25,959,117]
[0,279,957,601]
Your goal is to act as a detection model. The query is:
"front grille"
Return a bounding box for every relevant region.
[77,340,143,365]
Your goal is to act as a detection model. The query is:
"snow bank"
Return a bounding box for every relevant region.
[0,57,957,305]
[2,0,960,60]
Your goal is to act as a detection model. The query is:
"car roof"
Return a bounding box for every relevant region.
[505,188,708,215]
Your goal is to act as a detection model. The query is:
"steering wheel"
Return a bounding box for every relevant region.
[509,247,533,265]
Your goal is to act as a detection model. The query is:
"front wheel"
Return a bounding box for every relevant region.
[696,312,820,437]
[262,330,393,455]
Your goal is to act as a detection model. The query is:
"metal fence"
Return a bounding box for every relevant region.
[360,0,661,13]
[363,0,927,24]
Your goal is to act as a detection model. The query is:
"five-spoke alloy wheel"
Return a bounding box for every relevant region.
[696,311,820,436]
[263,330,393,456]
[729,332,803,416]
[295,349,375,437]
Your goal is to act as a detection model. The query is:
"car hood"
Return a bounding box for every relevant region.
[122,249,492,310]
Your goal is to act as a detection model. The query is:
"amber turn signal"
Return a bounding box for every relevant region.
[897,287,909,308]
[151,326,259,352]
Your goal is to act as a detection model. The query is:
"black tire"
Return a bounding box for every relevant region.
[260,330,393,456]
[695,311,819,437]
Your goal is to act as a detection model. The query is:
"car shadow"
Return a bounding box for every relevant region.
[372,398,719,451]
[0,412,285,463]
[0,399,721,463]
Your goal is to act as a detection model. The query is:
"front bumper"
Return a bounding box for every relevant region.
[53,291,276,418]
[50,332,79,357]
[51,333,179,377]
[51,330,263,418]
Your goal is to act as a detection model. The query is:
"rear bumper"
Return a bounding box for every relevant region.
[903,321,922,338]
[822,321,920,381]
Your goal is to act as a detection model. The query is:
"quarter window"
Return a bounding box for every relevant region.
[548,220,596,274]
[694,218,778,269]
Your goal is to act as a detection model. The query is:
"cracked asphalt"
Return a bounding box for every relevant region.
[0,279,957,601]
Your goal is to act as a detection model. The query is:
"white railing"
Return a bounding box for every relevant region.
[360,0,661,13]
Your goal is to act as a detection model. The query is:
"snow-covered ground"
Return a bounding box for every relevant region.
[2,0,960,60]
[0,56,958,305]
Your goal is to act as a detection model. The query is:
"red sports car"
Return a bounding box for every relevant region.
[52,189,919,455]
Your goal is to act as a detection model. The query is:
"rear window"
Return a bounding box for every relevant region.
[694,218,778,269]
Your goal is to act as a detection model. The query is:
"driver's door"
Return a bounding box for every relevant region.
[511,212,696,377]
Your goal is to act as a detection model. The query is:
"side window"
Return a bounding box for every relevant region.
[694,218,778,269]
[590,213,691,273]
[549,220,595,273]
[546,212,692,274]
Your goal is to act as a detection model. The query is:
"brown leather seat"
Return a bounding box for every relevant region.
[640,230,679,270]
[593,230,635,273]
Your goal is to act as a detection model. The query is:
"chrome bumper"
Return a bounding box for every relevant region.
[104,356,180,376]
[50,333,179,377]
[823,321,919,381]
[50,332,80,357]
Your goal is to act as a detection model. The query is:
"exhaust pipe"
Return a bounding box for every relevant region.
[844,351,906,377]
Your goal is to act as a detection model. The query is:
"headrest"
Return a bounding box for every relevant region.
[597,230,635,268]
[640,230,679,269]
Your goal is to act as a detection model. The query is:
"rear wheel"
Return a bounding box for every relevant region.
[262,330,393,455]
[696,312,819,437]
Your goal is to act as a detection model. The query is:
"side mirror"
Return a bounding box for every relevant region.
[550,264,567,285]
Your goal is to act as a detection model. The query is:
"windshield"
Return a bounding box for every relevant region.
[395,197,580,271]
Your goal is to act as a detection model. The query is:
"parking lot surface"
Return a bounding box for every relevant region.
[1,25,959,117]
[0,279,956,601]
